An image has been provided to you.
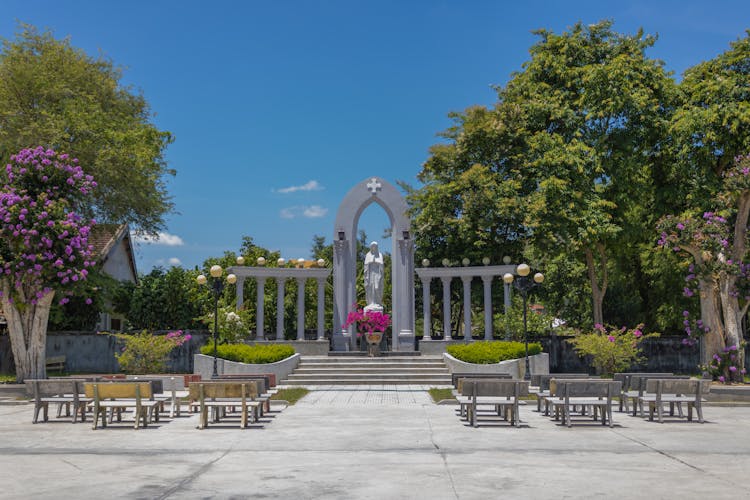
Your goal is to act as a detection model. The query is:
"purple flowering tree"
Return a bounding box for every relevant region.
[657,154,750,381]
[0,147,96,381]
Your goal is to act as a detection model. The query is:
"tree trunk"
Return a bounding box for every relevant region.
[719,274,746,382]
[698,277,725,368]
[1,283,55,382]
[585,245,608,327]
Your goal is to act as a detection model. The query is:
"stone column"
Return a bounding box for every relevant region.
[296,277,307,341]
[316,277,326,341]
[276,277,286,340]
[482,276,493,341]
[235,277,245,310]
[421,277,431,340]
[462,276,472,342]
[441,277,452,340]
[256,277,266,340]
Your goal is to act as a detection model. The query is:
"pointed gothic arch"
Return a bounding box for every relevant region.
[332,177,415,351]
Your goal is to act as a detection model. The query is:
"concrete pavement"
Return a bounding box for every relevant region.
[1,388,749,499]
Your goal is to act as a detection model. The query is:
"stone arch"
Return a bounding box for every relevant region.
[332,177,415,351]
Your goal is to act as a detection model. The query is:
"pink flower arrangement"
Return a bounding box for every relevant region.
[343,305,391,337]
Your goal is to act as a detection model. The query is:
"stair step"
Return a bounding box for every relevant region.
[286,373,451,381]
[281,379,452,386]
[294,368,448,374]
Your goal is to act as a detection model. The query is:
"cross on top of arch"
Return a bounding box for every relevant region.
[366,177,382,195]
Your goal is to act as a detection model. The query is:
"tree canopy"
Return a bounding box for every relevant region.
[0,24,174,234]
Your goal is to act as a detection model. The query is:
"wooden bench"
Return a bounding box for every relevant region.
[189,381,261,429]
[458,379,529,427]
[215,376,275,415]
[84,382,161,430]
[638,379,710,423]
[545,380,621,427]
[45,356,66,372]
[26,379,92,424]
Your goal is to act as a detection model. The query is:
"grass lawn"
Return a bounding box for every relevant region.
[428,388,454,403]
[271,387,309,405]
[0,374,17,383]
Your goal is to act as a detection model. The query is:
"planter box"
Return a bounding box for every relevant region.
[443,352,549,379]
[193,353,301,382]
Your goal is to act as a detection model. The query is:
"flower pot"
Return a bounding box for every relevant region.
[364,331,383,345]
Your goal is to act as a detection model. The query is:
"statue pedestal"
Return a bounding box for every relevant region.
[364,303,384,313]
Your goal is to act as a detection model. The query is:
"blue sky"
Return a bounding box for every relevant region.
[2,1,749,272]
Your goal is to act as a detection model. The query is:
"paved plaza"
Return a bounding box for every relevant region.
[1,387,749,499]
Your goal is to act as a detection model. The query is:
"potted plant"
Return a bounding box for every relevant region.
[343,305,391,355]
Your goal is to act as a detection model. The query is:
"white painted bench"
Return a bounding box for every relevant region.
[638,379,710,423]
[545,380,621,428]
[26,379,91,424]
[459,379,529,427]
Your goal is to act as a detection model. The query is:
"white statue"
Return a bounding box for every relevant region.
[364,241,384,309]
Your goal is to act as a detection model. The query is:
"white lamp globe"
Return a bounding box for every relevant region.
[422,259,430,267]
[257,256,266,266]
[277,258,286,266]
[482,257,491,265]
[461,257,470,266]
[196,274,207,285]
[317,258,326,267]
[503,273,514,284]
[227,274,237,284]
[210,265,223,278]
[516,263,531,277]
[534,272,545,284]
[236,256,245,266]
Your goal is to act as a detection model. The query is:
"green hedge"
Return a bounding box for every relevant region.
[200,343,295,364]
[447,341,542,364]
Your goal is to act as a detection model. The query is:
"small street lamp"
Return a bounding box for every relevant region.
[503,263,544,381]
[196,265,237,378]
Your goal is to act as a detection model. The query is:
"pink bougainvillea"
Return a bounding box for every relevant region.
[0,147,96,305]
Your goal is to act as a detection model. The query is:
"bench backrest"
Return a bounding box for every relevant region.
[84,382,153,399]
[645,378,709,396]
[452,372,512,388]
[614,372,674,391]
[555,380,622,398]
[539,373,590,391]
[630,374,689,392]
[218,374,272,391]
[26,379,82,399]
[126,375,185,391]
[190,381,259,399]
[460,379,529,398]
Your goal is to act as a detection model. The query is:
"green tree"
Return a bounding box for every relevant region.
[501,21,676,327]
[0,24,173,234]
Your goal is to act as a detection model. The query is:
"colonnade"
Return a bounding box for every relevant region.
[226,267,331,341]
[415,265,516,340]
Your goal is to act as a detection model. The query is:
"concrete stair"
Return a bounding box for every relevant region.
[281,355,451,386]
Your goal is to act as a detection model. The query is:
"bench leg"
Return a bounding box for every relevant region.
[564,404,572,428]
[241,404,248,428]
[607,404,614,428]
[696,403,704,424]
[657,402,664,423]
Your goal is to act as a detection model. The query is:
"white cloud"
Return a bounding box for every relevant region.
[303,205,328,218]
[275,180,323,194]
[132,231,185,246]
[280,205,329,219]
[167,257,182,266]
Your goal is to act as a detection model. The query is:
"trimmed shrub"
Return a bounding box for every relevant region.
[200,343,295,364]
[447,341,542,364]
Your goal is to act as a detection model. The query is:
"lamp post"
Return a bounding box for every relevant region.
[503,263,544,381]
[196,265,237,378]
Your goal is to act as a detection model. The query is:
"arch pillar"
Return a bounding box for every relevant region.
[332,177,415,351]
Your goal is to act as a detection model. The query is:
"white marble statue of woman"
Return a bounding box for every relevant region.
[364,241,384,309]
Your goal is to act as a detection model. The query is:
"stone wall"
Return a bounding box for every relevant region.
[0,331,210,374]
[542,335,750,374]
